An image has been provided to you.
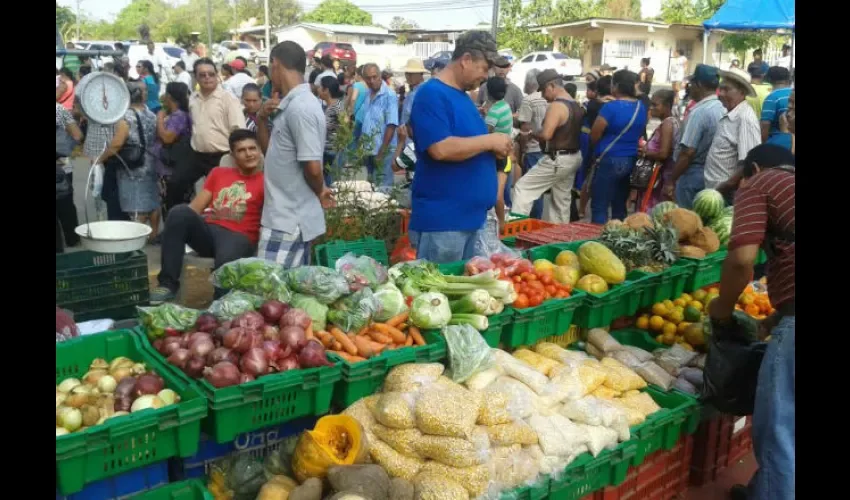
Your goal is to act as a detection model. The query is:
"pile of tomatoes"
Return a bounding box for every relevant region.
[508,270,573,309]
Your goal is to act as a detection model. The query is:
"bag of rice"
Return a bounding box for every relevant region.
[464,365,503,392]
[373,392,417,429]
[578,360,608,395]
[512,349,561,376]
[585,343,605,360]
[635,361,676,390]
[372,424,424,459]
[576,424,618,457]
[609,349,642,369]
[560,396,630,441]
[608,399,646,427]
[533,343,589,369]
[618,391,662,417]
[419,462,490,498]
[370,439,425,481]
[492,350,550,395]
[485,421,539,446]
[654,344,698,376]
[414,434,487,468]
[414,471,469,500]
[600,358,647,392]
[343,396,379,435]
[384,363,445,392]
[489,445,541,492]
[485,376,537,420]
[587,328,623,353]
[477,390,513,425]
[415,384,479,438]
[547,368,586,402]
[622,345,654,363]
[591,386,621,399]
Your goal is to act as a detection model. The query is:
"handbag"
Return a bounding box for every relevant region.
[630,127,662,190]
[579,101,642,216]
[115,109,148,170]
[159,133,193,169]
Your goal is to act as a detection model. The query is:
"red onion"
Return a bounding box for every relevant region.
[167,349,191,369]
[280,309,312,330]
[277,355,300,372]
[114,377,137,400]
[240,348,268,377]
[221,320,232,330]
[152,338,164,352]
[184,356,207,378]
[262,340,283,362]
[204,362,241,388]
[164,327,181,337]
[207,347,239,366]
[189,331,213,346]
[223,327,254,353]
[259,300,289,324]
[262,324,280,341]
[189,338,215,358]
[240,373,255,383]
[179,332,192,348]
[233,311,265,331]
[161,337,183,356]
[212,326,229,343]
[279,325,306,350]
[194,313,219,333]
[298,339,334,368]
[134,373,165,396]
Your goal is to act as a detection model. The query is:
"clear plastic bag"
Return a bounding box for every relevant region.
[655,344,699,375]
[370,439,424,481]
[291,294,329,332]
[587,328,623,353]
[577,360,608,395]
[444,324,494,383]
[622,346,654,363]
[560,396,630,441]
[372,424,424,459]
[335,252,389,292]
[383,363,445,393]
[547,367,586,403]
[609,350,643,369]
[475,210,521,259]
[485,376,537,420]
[635,361,676,390]
[492,350,550,395]
[207,290,265,321]
[591,386,621,399]
[600,358,647,392]
[618,391,662,417]
[464,256,496,276]
[328,288,381,332]
[415,382,480,439]
[373,392,418,429]
[512,349,561,376]
[688,353,707,369]
[210,257,292,302]
[485,422,539,446]
[413,471,469,500]
[138,303,202,339]
[419,462,490,498]
[342,397,378,436]
[477,390,513,425]
[464,365,504,392]
[488,445,542,493]
[577,424,618,457]
[414,434,488,468]
[533,343,588,370]
[286,266,350,304]
[585,342,605,360]
[524,444,568,477]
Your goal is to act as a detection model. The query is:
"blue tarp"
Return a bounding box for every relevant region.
[703,0,795,31]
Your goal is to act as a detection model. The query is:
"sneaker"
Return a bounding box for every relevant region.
[150,287,177,304]
[729,484,748,500]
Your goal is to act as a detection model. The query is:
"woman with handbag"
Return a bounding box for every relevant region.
[154,82,194,223]
[103,82,161,241]
[587,70,648,223]
[637,90,680,211]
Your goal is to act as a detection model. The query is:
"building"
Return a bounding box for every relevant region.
[273,23,396,51]
[531,18,735,82]
[388,24,492,58]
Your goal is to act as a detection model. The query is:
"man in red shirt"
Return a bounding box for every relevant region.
[152,129,265,303]
[709,143,795,500]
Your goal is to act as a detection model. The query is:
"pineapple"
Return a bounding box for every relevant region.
[644,222,680,267]
[599,224,653,271]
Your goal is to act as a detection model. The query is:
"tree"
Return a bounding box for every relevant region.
[113,0,171,40]
[302,0,372,26]
[389,16,419,30]
[56,2,76,41]
[601,0,642,20]
[237,0,302,28]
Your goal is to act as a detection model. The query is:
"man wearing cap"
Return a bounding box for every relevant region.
[746,65,772,118]
[760,67,793,144]
[408,30,513,263]
[222,58,256,101]
[511,69,584,223]
[476,57,524,114]
[669,64,726,208]
[599,63,617,77]
[393,59,427,171]
[705,68,762,198]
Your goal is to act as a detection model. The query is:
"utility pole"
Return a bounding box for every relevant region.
[490,0,499,39]
[206,0,214,50]
[75,0,82,41]
[264,0,271,52]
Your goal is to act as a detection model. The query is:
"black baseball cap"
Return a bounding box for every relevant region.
[537,69,561,88]
[688,64,720,85]
[454,30,500,65]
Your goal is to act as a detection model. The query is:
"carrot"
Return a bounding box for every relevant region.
[316,331,333,348]
[409,326,425,346]
[335,352,367,363]
[353,336,375,358]
[356,324,371,337]
[305,324,314,340]
[332,340,343,351]
[386,312,409,328]
[367,331,393,344]
[404,335,414,346]
[330,327,358,356]
[372,323,406,344]
[398,323,408,331]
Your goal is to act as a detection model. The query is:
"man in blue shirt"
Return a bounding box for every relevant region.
[760,67,793,144]
[361,63,399,189]
[746,49,770,78]
[408,31,514,263]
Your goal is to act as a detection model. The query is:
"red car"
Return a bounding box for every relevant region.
[306,42,356,67]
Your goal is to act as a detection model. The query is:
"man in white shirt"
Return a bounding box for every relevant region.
[173,61,193,90]
[704,68,762,198]
[775,44,793,72]
[222,58,255,101]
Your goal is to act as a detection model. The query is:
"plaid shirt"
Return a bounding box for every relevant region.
[83,121,116,161]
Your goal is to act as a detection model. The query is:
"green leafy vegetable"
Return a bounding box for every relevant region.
[138,303,202,339]
[410,292,452,329]
[286,266,350,304]
[291,294,329,331]
[443,324,493,383]
[211,258,292,302]
[328,288,380,332]
[207,291,265,320]
[373,283,408,322]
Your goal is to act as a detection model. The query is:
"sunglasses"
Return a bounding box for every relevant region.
[196,72,217,78]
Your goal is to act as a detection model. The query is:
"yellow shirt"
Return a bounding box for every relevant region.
[747,83,772,119]
[189,86,245,153]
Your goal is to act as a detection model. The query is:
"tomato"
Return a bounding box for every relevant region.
[514,294,530,309]
[528,295,543,307]
[513,275,523,283]
[540,274,554,285]
[525,273,538,281]
[529,280,545,291]
[545,285,558,295]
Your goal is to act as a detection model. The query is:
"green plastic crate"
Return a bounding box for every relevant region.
[609,328,666,352]
[130,479,213,500]
[437,260,466,276]
[56,330,207,495]
[630,264,693,309]
[548,439,637,500]
[56,250,150,322]
[136,329,342,444]
[677,249,727,291]
[500,476,550,499]
[628,388,701,466]
[505,292,586,347]
[327,330,446,407]
[313,237,389,268]
[502,236,518,248]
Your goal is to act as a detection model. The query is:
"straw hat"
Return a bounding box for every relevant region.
[401,58,427,73]
[719,67,756,97]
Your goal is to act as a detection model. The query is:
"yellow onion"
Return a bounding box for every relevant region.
[109,357,133,373]
[57,378,81,394]
[97,375,117,393]
[89,358,109,371]
[131,395,166,413]
[83,369,108,385]
[66,386,94,408]
[56,391,67,408]
[131,363,147,375]
[110,367,133,382]
[56,427,70,437]
[81,405,100,427]
[157,389,180,406]
[57,407,82,432]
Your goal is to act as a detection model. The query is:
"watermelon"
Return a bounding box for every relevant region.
[721,205,734,218]
[710,216,733,245]
[693,189,725,224]
[651,201,678,224]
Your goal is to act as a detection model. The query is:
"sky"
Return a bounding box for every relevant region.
[59,0,662,31]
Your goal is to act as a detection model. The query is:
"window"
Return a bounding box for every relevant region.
[315,42,332,50]
[552,53,568,60]
[238,42,253,49]
[614,40,647,58]
[535,54,548,62]
[162,46,185,58]
[364,39,385,45]
[521,54,535,63]
[336,43,354,50]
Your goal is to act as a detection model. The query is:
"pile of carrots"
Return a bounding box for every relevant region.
[315,312,426,363]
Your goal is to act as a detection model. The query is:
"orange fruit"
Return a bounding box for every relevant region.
[688,301,704,312]
[745,304,760,316]
[739,294,755,306]
[708,287,720,295]
[651,303,668,316]
[661,332,676,345]
[636,316,650,330]
[662,322,678,336]
[673,298,688,308]
[677,321,692,335]
[649,315,665,331]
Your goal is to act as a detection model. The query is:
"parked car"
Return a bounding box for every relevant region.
[127,43,185,88]
[508,51,583,87]
[423,50,452,71]
[72,40,122,68]
[306,42,356,67]
[215,40,257,64]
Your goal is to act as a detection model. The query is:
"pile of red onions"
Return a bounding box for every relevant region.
[153,302,333,389]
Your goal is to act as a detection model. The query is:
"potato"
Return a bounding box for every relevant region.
[289,478,323,500]
[327,464,390,500]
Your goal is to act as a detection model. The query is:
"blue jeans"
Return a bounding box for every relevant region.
[409,228,485,264]
[590,156,635,224]
[675,165,705,209]
[750,315,795,500]
[523,152,545,219]
[366,154,394,189]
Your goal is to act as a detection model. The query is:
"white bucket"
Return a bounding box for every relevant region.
[75,221,152,253]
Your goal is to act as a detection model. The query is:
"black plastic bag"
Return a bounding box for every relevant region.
[701,311,767,415]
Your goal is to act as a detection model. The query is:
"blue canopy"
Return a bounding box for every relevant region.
[703,0,795,31]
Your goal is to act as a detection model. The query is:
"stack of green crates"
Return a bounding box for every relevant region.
[313,237,389,268]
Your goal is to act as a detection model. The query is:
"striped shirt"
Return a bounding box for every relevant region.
[674,95,725,167]
[485,100,513,135]
[704,101,761,189]
[361,82,399,155]
[729,168,795,309]
[760,86,792,136]
[518,91,547,153]
[324,98,345,153]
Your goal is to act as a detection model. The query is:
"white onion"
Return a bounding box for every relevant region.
[56,427,70,437]
[56,391,67,408]
[57,378,81,393]
[157,389,180,406]
[57,407,82,432]
[131,395,166,413]
[97,375,117,393]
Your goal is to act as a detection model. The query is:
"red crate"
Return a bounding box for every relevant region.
[501,218,558,238]
[515,223,604,249]
[591,435,694,500]
[689,414,754,487]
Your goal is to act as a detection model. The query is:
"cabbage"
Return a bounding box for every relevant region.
[291,294,329,331]
[373,283,408,322]
[410,292,452,329]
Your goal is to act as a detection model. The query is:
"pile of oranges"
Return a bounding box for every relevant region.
[736,279,773,319]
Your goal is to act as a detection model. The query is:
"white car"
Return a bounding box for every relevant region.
[215,41,257,64]
[128,43,185,90]
[72,40,122,68]
[509,51,583,87]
